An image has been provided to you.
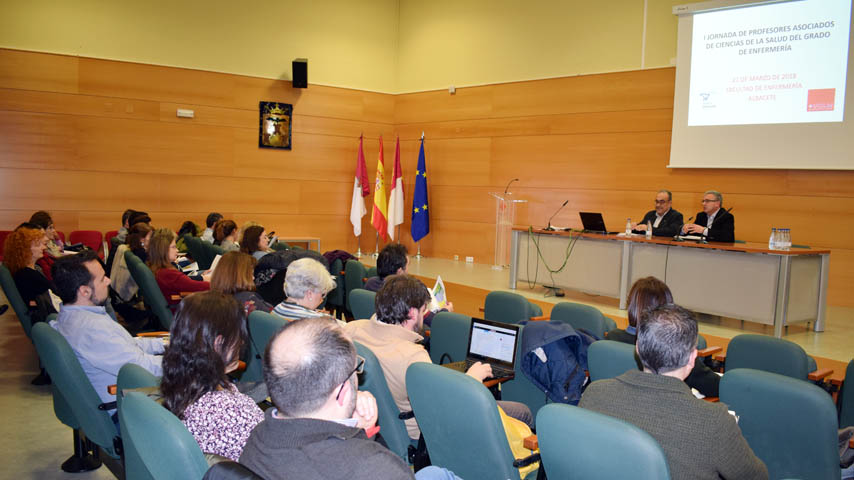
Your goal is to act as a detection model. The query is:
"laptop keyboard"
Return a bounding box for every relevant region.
[465,359,514,378]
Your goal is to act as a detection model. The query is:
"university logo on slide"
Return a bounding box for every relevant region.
[807,89,835,112]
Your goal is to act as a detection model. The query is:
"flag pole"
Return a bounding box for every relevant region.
[372,232,379,258]
[415,242,422,260]
[355,235,362,258]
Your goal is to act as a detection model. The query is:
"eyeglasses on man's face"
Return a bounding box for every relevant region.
[335,355,365,401]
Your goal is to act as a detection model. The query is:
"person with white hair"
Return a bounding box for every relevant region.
[272,257,336,321]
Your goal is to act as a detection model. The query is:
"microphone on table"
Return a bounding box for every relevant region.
[674,216,694,240]
[544,200,569,231]
[504,178,519,196]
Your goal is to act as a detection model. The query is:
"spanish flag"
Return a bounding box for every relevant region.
[371,136,389,241]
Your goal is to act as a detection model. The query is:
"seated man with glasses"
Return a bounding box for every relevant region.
[681,190,735,243]
[631,189,684,237]
[240,316,461,480]
[271,257,336,321]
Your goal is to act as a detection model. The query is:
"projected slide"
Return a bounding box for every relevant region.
[470,325,515,363]
[688,0,852,126]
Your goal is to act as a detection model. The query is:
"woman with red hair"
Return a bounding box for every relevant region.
[3,226,56,310]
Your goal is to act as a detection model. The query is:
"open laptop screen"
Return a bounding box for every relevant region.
[468,319,518,366]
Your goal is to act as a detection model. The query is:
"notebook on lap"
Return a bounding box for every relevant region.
[442,318,519,379]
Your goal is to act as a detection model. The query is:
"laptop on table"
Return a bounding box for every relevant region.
[579,212,617,234]
[442,318,519,379]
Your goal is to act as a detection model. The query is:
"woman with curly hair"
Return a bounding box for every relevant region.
[239,225,271,261]
[160,291,263,461]
[147,229,209,305]
[210,251,273,314]
[3,226,55,308]
[213,219,239,252]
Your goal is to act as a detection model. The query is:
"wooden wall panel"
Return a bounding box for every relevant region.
[0,49,78,94]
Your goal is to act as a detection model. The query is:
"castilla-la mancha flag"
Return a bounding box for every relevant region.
[349,135,370,236]
[371,136,389,241]
[387,137,404,240]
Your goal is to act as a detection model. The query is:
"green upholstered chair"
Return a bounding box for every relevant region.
[501,324,550,417]
[406,362,540,480]
[839,359,854,428]
[549,302,611,338]
[325,258,345,318]
[120,391,208,480]
[537,403,670,480]
[183,235,209,269]
[719,368,838,480]
[724,334,823,382]
[270,241,290,251]
[117,364,160,480]
[242,311,288,383]
[354,341,413,462]
[483,291,540,325]
[587,340,639,382]
[429,311,472,365]
[31,323,123,463]
[349,288,376,320]
[125,250,173,330]
[0,264,35,339]
[344,260,368,313]
[366,266,378,278]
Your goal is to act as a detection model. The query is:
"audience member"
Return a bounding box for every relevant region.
[214,219,239,252]
[4,226,55,311]
[362,244,452,325]
[344,274,532,440]
[161,291,263,461]
[210,251,273,314]
[127,211,152,228]
[176,220,199,253]
[50,249,164,416]
[241,316,458,480]
[115,209,136,244]
[580,304,767,480]
[28,210,64,256]
[271,258,335,321]
[202,212,223,244]
[239,225,270,260]
[107,221,154,276]
[606,276,720,397]
[253,249,330,306]
[148,229,210,305]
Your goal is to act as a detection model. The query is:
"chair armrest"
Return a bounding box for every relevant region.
[483,374,515,388]
[850,437,853,449]
[831,377,844,387]
[529,315,549,321]
[235,361,246,373]
[697,346,722,357]
[523,435,538,450]
[398,410,415,420]
[136,331,169,337]
[340,270,345,275]
[512,452,541,468]
[107,384,117,395]
[28,300,36,307]
[808,368,833,382]
[713,352,726,363]
[478,307,485,313]
[98,401,117,411]
[362,277,368,282]
[703,397,720,403]
[170,295,181,302]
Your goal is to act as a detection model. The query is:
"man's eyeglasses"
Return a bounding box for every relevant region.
[701,199,719,203]
[654,200,668,204]
[335,355,365,401]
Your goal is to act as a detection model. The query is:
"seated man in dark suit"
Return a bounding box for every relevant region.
[581,304,767,480]
[681,190,735,242]
[631,189,683,237]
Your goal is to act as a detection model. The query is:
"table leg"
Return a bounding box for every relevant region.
[773,255,792,338]
[814,253,829,332]
[619,240,632,310]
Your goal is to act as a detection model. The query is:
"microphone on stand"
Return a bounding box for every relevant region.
[544,200,569,231]
[504,178,519,196]
[674,216,694,240]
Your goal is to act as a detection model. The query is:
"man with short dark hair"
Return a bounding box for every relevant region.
[239,316,414,480]
[344,275,531,440]
[50,250,164,413]
[202,212,223,244]
[363,243,409,292]
[580,304,767,480]
[631,190,684,237]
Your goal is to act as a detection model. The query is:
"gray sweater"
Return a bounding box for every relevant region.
[239,409,413,480]
[579,369,768,480]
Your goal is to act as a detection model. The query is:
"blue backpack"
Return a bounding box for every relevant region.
[518,320,597,405]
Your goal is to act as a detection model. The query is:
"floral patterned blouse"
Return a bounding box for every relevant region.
[181,384,264,461]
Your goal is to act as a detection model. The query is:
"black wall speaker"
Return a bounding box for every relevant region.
[292,58,307,88]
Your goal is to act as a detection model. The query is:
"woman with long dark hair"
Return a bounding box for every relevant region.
[213,219,239,252]
[160,291,263,461]
[606,276,720,397]
[239,225,270,260]
[148,229,209,305]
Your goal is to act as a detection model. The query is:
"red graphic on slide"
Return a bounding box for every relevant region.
[807,89,835,112]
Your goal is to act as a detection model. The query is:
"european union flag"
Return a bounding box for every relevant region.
[411,138,430,242]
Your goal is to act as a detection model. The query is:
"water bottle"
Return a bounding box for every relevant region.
[784,229,791,250]
[625,218,632,235]
[769,228,777,250]
[646,220,653,239]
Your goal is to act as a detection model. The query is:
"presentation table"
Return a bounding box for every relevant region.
[509,227,830,338]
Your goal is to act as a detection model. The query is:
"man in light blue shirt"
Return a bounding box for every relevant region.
[50,250,164,411]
